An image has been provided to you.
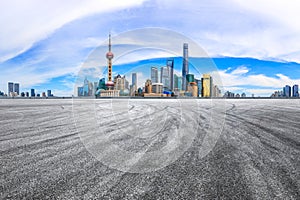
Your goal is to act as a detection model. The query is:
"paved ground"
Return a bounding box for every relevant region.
[1,99,299,199]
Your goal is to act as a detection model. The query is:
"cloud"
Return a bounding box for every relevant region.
[210,66,300,96]
[0,0,146,62]
[230,66,249,75]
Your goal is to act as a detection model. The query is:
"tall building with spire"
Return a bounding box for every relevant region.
[106,33,114,90]
[97,34,119,97]
[182,43,189,91]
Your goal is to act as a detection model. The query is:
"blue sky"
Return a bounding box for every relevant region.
[1,0,300,96]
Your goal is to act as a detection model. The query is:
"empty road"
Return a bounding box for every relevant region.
[1,99,299,199]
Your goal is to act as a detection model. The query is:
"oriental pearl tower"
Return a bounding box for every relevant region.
[106,34,114,90]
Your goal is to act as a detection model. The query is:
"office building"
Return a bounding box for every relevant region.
[145,79,152,93]
[182,43,189,91]
[174,74,183,91]
[47,90,51,97]
[161,66,170,90]
[8,82,14,96]
[114,74,128,92]
[77,87,83,96]
[151,67,159,83]
[292,84,299,97]
[31,89,35,97]
[212,85,221,97]
[83,77,89,96]
[186,74,194,83]
[283,85,291,97]
[14,83,19,95]
[132,73,137,92]
[195,79,202,97]
[167,59,174,91]
[188,82,198,97]
[202,74,212,97]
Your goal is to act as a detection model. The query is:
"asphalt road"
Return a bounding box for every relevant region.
[1,99,299,199]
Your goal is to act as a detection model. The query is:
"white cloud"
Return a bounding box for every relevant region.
[0,0,146,62]
[231,66,249,75]
[209,66,300,96]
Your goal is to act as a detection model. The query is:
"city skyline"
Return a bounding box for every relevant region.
[1,1,300,96]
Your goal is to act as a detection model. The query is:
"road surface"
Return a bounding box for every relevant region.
[1,99,299,199]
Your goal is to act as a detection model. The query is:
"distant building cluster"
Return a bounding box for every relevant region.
[0,82,54,98]
[271,84,299,98]
[224,91,246,98]
[77,77,99,96]
[7,82,19,97]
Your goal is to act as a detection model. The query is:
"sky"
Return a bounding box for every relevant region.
[1,0,300,96]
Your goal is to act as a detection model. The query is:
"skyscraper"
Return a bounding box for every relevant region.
[114,74,128,91]
[14,83,19,95]
[145,79,152,93]
[167,59,174,91]
[202,74,212,97]
[132,73,137,92]
[182,43,189,91]
[8,82,13,96]
[77,87,83,96]
[283,85,291,97]
[292,84,299,97]
[47,90,52,97]
[151,67,159,83]
[161,66,170,90]
[83,77,89,96]
[195,79,202,97]
[31,89,35,97]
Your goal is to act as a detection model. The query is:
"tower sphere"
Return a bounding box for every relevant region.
[106,52,114,59]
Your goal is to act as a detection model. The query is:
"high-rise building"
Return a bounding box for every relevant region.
[14,83,19,95]
[145,79,152,93]
[195,79,202,97]
[188,82,198,97]
[132,73,137,92]
[114,74,128,92]
[83,77,89,96]
[94,82,98,95]
[283,85,291,97]
[292,84,299,97]
[125,79,129,90]
[8,82,14,96]
[174,74,179,91]
[77,87,83,96]
[186,74,194,83]
[151,67,159,83]
[26,92,29,97]
[31,89,35,97]
[161,66,170,90]
[167,59,174,91]
[212,85,221,97]
[202,74,212,97]
[88,82,93,96]
[47,90,52,97]
[182,43,189,91]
